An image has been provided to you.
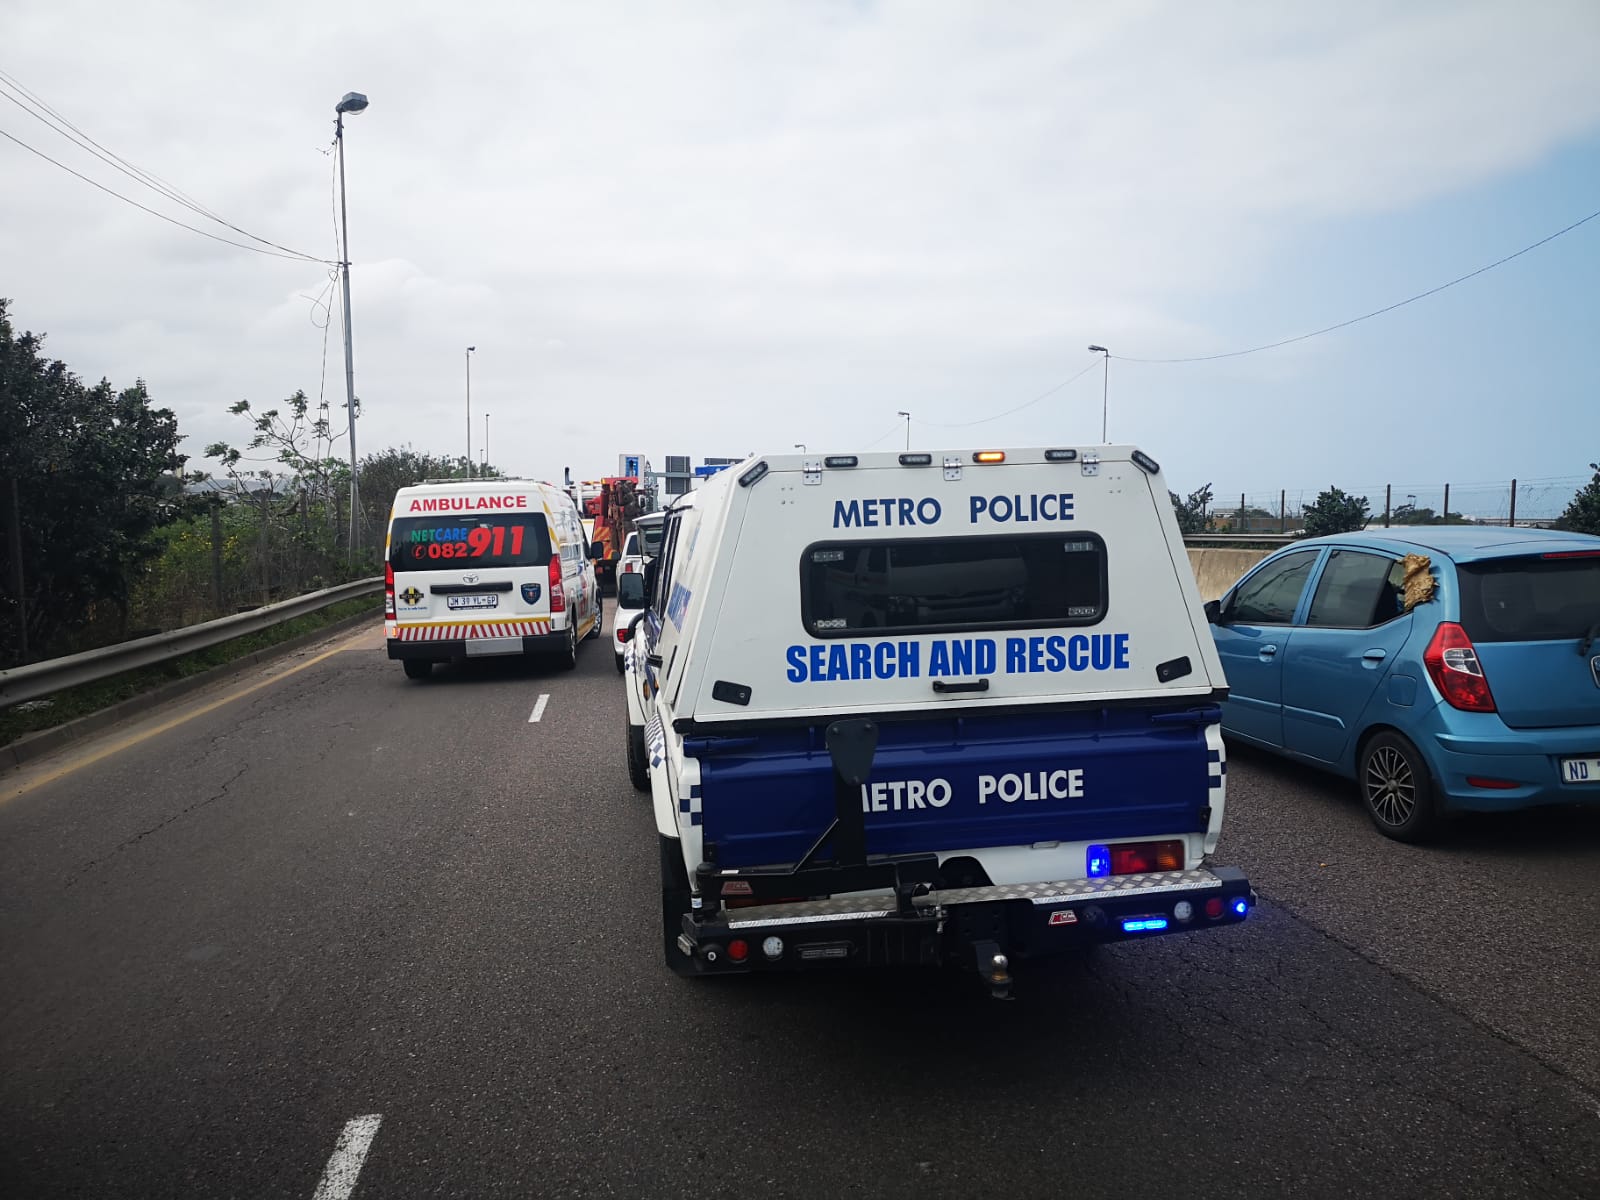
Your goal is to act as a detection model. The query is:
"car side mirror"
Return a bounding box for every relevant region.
[588,541,605,560]
[617,574,647,609]
[1204,599,1224,625]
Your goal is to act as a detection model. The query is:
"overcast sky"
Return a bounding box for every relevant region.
[4,0,1598,515]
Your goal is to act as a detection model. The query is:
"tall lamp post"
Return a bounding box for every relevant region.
[1087,345,1110,442]
[484,413,491,475]
[465,346,475,478]
[897,410,911,451]
[334,90,368,562]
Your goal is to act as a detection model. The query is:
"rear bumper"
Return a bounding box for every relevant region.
[1428,721,1600,812]
[387,632,567,662]
[676,866,1254,974]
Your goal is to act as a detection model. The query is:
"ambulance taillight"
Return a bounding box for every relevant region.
[549,554,566,612]
[384,561,396,618]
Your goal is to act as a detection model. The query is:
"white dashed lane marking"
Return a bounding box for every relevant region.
[311,1114,382,1200]
[528,694,550,723]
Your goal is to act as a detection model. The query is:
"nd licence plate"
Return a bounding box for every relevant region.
[447,594,498,610]
[1561,757,1600,784]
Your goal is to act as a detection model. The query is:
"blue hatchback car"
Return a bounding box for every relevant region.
[1207,527,1600,841]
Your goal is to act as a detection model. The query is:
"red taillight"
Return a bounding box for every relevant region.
[616,626,630,643]
[623,563,635,573]
[1110,839,1185,876]
[1204,897,1225,919]
[1422,622,1495,712]
[1541,550,1600,559]
[727,938,750,963]
[384,561,396,618]
[548,554,565,612]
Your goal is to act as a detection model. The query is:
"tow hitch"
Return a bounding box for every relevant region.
[973,939,1013,1000]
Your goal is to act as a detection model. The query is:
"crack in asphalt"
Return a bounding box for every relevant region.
[64,765,250,889]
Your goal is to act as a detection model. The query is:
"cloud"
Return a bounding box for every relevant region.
[2,0,1597,488]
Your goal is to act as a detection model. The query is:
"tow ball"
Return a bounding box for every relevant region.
[973,939,1013,1000]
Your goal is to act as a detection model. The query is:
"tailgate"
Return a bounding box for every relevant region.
[691,704,1218,869]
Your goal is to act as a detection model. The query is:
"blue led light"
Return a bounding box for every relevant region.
[1232,898,1249,917]
[1087,845,1111,878]
[1122,917,1169,933]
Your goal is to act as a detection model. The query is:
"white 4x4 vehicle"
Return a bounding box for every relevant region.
[623,446,1253,995]
[618,510,665,582]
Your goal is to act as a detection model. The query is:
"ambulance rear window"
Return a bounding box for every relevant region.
[390,514,552,570]
[800,533,1107,638]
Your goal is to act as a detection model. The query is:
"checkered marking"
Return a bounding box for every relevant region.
[644,712,667,770]
[392,619,551,641]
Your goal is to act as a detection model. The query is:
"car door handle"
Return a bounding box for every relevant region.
[1258,644,1278,660]
[1361,649,1388,667]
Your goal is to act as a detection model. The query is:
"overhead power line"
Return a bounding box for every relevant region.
[0,69,332,264]
[1115,205,1600,364]
[919,359,1103,429]
[1,126,333,263]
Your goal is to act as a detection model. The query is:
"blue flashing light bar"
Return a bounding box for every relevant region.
[1122,917,1169,934]
[1087,845,1111,878]
[1232,898,1249,917]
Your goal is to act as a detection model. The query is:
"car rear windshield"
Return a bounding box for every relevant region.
[800,533,1107,638]
[390,514,551,571]
[1456,555,1600,642]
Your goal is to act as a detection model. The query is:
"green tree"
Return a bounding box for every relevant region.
[1556,463,1600,535]
[1169,482,1213,535]
[1302,486,1370,537]
[0,298,187,664]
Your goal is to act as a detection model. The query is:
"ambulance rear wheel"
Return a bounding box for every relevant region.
[402,659,432,681]
[660,835,697,978]
[626,713,649,792]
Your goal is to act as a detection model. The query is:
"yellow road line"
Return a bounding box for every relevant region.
[5,637,361,803]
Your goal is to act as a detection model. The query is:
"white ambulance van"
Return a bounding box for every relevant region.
[385,479,602,680]
[623,446,1254,995]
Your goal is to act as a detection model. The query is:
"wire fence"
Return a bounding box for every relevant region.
[1195,476,1588,533]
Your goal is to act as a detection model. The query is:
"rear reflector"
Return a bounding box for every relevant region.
[727,938,750,962]
[1466,776,1521,789]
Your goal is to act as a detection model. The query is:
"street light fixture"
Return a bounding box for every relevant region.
[465,346,475,478]
[1087,346,1110,443]
[897,410,912,451]
[794,443,806,453]
[334,91,368,563]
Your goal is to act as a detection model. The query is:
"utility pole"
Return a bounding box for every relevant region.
[1088,345,1110,442]
[466,346,476,479]
[334,91,368,564]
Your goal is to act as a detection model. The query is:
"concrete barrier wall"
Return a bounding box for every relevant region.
[1186,548,1274,601]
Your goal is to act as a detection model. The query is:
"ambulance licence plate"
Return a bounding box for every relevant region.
[447,594,498,610]
[1561,757,1600,783]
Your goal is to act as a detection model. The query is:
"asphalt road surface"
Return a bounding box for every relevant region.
[3,611,1598,1199]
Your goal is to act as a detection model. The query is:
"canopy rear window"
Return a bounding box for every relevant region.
[1457,555,1600,643]
[390,514,551,571]
[800,533,1107,638]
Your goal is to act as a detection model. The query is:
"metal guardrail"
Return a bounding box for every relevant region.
[0,578,381,709]
[1183,534,1299,547]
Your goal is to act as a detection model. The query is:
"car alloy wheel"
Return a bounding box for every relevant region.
[1365,745,1416,828]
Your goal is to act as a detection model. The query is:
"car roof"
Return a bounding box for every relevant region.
[1293,526,1600,562]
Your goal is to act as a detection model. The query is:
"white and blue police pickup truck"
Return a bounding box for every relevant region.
[623,446,1253,995]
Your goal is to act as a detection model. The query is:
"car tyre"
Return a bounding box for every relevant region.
[402,659,432,681]
[626,710,650,792]
[558,618,578,671]
[1359,731,1439,843]
[585,606,602,641]
[660,835,698,978]
[615,652,626,675]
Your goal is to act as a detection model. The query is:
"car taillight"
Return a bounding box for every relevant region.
[384,561,396,618]
[1110,840,1185,876]
[616,626,630,643]
[1422,622,1495,712]
[549,554,565,612]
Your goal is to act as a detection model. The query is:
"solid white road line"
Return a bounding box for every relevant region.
[312,1114,383,1200]
[528,694,550,723]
